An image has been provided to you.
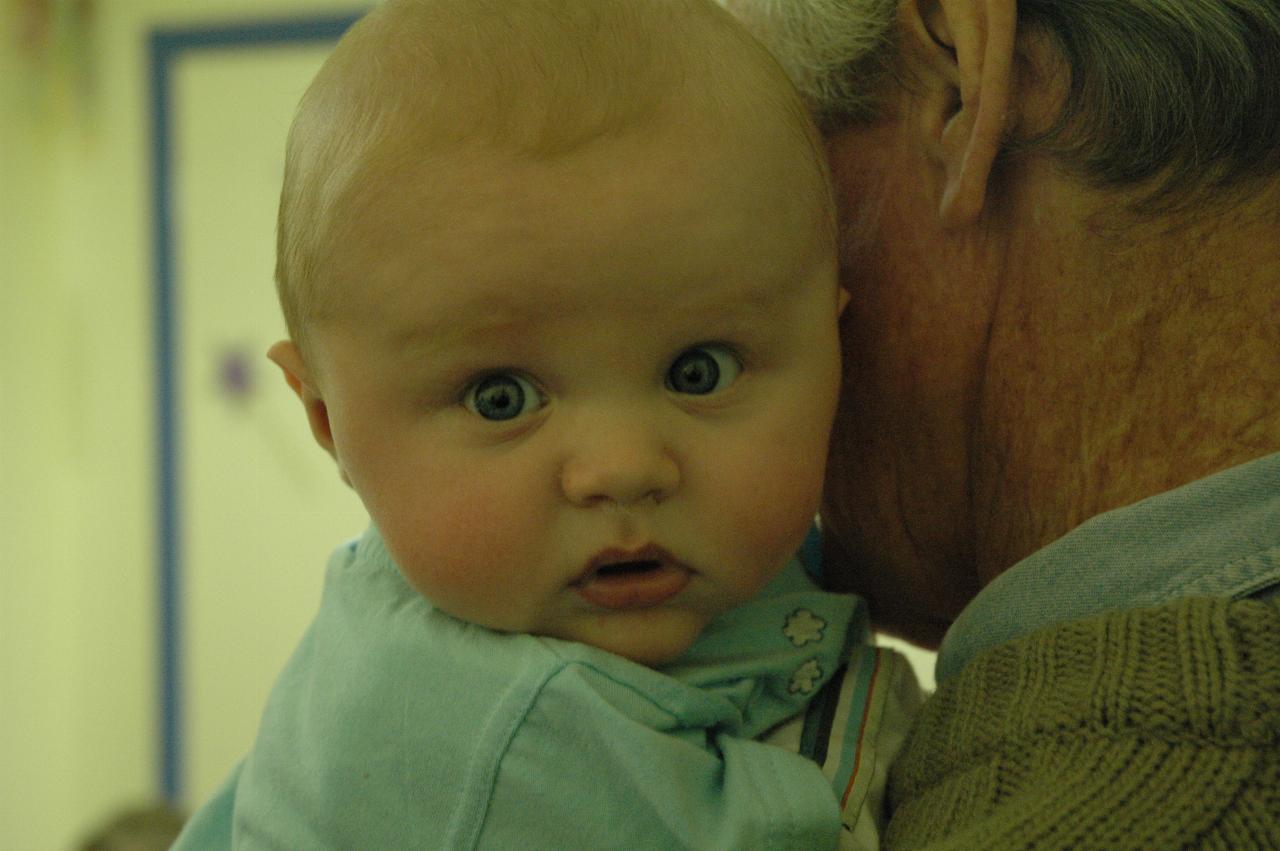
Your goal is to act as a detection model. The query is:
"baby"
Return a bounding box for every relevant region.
[174,1,920,848]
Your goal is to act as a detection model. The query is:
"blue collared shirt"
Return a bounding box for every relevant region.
[935,452,1280,683]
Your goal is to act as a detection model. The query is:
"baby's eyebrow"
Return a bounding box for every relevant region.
[386,307,539,356]
[377,270,802,355]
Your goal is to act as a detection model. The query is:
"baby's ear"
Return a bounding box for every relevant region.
[267,340,339,464]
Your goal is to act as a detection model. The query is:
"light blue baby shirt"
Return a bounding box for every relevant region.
[173,527,870,850]
[936,452,1280,683]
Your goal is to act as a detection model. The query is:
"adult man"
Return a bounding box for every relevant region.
[726,0,1279,846]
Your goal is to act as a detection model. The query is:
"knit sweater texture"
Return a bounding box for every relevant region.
[885,596,1280,850]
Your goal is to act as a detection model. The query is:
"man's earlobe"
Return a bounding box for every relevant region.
[906,0,1016,228]
[266,340,338,461]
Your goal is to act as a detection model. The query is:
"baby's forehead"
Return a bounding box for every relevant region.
[281,0,830,340]
[304,0,806,157]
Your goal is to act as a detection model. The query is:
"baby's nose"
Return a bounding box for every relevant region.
[559,420,679,508]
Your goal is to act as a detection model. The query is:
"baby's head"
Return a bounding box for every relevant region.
[270,0,846,665]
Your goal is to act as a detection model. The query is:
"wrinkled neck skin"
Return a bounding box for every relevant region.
[815,9,1280,647]
[970,169,1280,586]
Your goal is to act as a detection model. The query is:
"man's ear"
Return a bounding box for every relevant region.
[266,340,339,462]
[903,0,1015,228]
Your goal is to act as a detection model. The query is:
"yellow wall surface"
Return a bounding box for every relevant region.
[0,4,364,849]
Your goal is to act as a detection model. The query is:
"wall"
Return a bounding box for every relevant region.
[0,4,361,849]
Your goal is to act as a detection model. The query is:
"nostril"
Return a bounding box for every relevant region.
[560,445,679,508]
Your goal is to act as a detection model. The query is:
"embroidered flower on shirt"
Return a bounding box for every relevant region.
[783,609,826,647]
[789,659,823,695]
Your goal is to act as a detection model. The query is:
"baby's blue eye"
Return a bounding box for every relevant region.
[464,373,543,421]
[666,345,741,395]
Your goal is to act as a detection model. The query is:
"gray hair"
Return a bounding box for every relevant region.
[723,0,1280,211]
[718,0,897,129]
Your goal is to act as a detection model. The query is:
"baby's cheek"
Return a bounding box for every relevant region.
[384,484,546,630]
[716,442,825,584]
[738,477,817,564]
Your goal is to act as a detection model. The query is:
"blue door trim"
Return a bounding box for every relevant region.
[148,11,361,804]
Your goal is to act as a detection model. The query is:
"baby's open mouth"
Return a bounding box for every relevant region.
[574,547,690,610]
[594,559,662,578]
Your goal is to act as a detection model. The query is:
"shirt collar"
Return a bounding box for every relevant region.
[935,452,1280,683]
[660,557,865,739]
[357,525,862,739]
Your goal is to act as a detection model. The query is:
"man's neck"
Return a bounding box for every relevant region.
[972,177,1280,583]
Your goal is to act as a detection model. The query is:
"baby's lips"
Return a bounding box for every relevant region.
[574,562,691,610]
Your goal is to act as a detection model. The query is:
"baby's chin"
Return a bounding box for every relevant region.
[604,635,699,668]
[550,608,710,668]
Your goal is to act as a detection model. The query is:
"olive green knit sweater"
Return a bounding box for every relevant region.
[885,597,1280,850]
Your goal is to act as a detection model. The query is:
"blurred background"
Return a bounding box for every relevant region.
[0,2,934,848]
[1,2,370,848]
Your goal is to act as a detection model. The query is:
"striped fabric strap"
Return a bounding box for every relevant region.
[798,643,896,832]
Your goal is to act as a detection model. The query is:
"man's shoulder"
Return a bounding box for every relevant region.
[887,596,1280,849]
[937,453,1280,681]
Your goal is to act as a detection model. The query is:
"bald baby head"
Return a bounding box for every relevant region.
[275,0,832,348]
